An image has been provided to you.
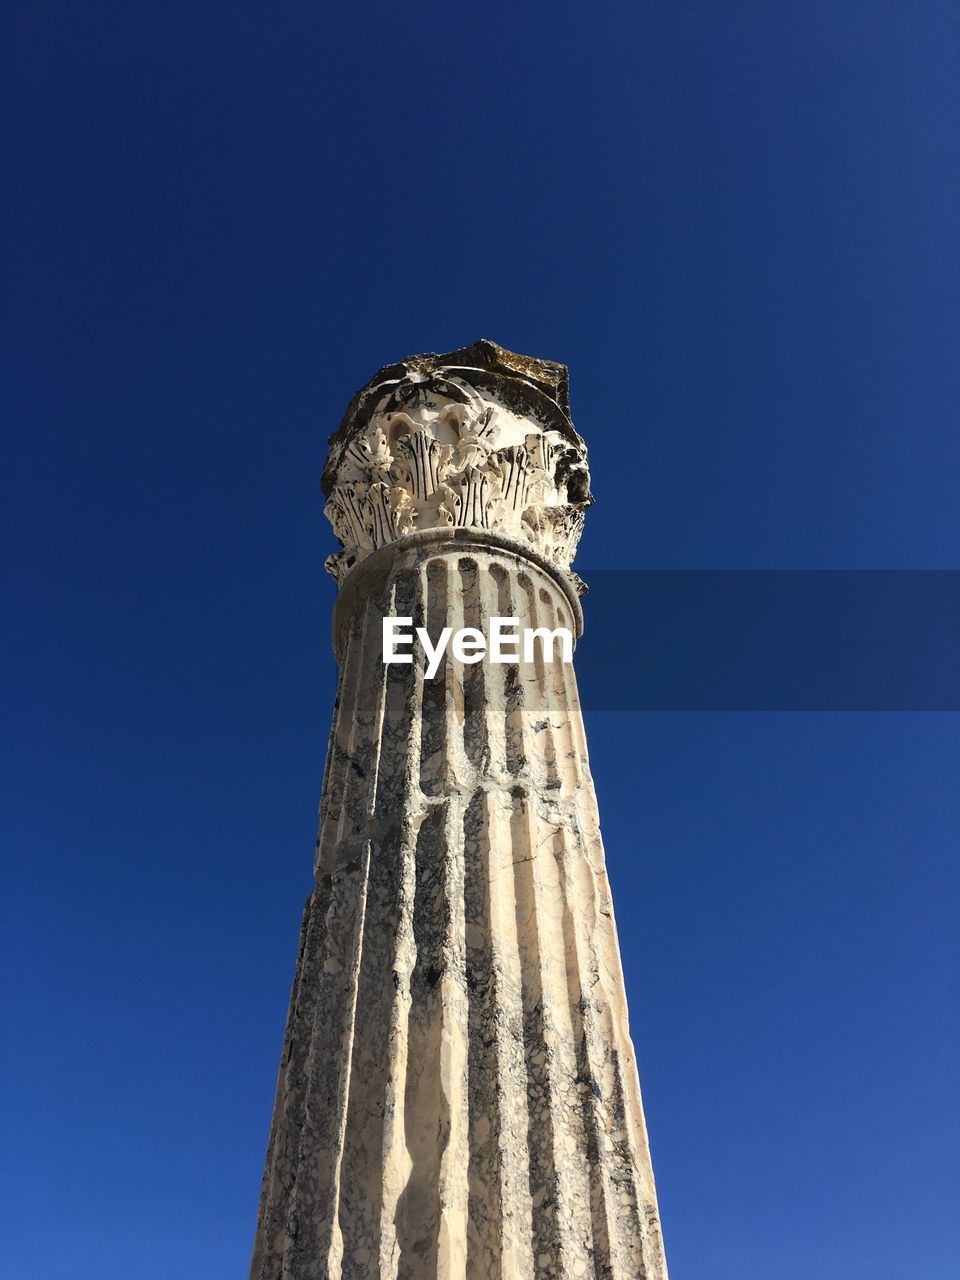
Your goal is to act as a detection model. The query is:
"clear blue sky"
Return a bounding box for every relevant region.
[2,3,958,1277]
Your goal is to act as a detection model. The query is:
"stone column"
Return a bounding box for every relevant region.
[250,341,668,1280]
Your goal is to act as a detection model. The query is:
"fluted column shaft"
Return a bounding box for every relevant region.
[251,532,667,1280]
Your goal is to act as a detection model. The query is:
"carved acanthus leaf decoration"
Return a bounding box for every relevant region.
[324,385,591,578]
[395,429,452,501]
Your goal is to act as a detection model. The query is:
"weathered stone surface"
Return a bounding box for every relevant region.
[320,340,592,590]
[250,344,668,1280]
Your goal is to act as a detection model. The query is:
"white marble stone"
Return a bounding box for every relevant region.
[250,342,668,1280]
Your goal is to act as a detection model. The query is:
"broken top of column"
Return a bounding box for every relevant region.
[321,339,593,586]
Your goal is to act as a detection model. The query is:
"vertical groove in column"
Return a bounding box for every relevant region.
[276,588,373,1269]
[506,558,560,1269]
[458,558,489,773]
[517,573,560,793]
[512,567,603,1274]
[540,589,580,793]
[317,595,392,1270]
[549,600,634,1272]
[441,559,471,792]
[461,562,536,1277]
[375,566,425,1278]
[463,789,502,1280]
[420,559,450,797]
[396,800,460,1278]
[552,596,591,779]
[481,564,508,780]
[502,563,571,1274]
[549,818,628,1280]
[545,627,641,1277]
[283,590,389,1277]
[489,563,524,779]
[316,607,365,872]
[462,559,501,1279]
[434,792,469,1280]
[551,600,667,1278]
[527,809,597,1278]
[314,648,349,874]
[483,787,536,1278]
[251,899,311,1268]
[402,557,473,1278]
[333,595,391,852]
[509,788,564,1274]
[337,572,415,1279]
[282,842,370,1280]
[509,792,594,1275]
[251,879,332,1280]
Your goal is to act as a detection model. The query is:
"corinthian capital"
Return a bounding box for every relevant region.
[321,339,592,586]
